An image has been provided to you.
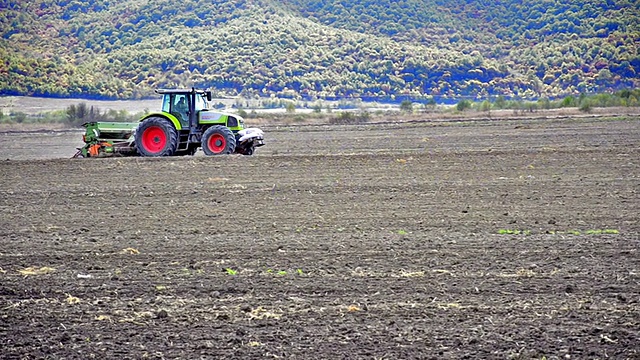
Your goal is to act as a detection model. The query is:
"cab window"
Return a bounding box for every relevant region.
[172,95,188,113]
[161,95,171,113]
[195,94,207,112]
[169,94,189,124]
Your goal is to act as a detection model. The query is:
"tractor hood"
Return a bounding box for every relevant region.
[199,111,229,122]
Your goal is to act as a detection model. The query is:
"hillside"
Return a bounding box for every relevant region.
[1,0,639,101]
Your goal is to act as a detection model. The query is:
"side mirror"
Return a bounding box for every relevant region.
[206,91,212,102]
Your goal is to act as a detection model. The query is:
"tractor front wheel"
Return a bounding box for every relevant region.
[202,126,236,155]
[135,117,179,157]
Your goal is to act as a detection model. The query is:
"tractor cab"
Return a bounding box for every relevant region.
[158,89,212,128]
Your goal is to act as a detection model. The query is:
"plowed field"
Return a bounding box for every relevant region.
[1,117,639,359]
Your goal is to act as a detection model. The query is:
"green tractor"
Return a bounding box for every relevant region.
[74,88,264,158]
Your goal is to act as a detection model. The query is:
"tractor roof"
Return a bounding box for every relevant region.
[155,88,210,95]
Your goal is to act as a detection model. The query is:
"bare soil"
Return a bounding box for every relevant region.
[0,116,639,359]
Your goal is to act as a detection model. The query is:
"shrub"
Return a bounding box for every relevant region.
[479,100,491,112]
[579,101,593,113]
[11,111,28,123]
[561,96,576,107]
[400,100,413,112]
[456,99,472,112]
[329,111,370,124]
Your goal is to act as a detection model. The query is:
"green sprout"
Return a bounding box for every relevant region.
[498,229,521,235]
[585,229,619,235]
[225,268,238,275]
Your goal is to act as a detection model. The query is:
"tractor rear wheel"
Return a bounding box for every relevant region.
[202,125,236,155]
[135,117,179,157]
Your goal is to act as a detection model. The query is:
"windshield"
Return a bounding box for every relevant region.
[161,94,171,113]
[195,94,208,111]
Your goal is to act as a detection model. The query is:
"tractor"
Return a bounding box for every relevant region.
[74,88,264,158]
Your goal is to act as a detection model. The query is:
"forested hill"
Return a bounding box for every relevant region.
[1,0,639,101]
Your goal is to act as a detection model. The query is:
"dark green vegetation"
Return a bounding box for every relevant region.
[1,0,639,100]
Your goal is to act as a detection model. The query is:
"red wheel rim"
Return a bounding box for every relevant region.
[141,126,167,153]
[208,133,226,153]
